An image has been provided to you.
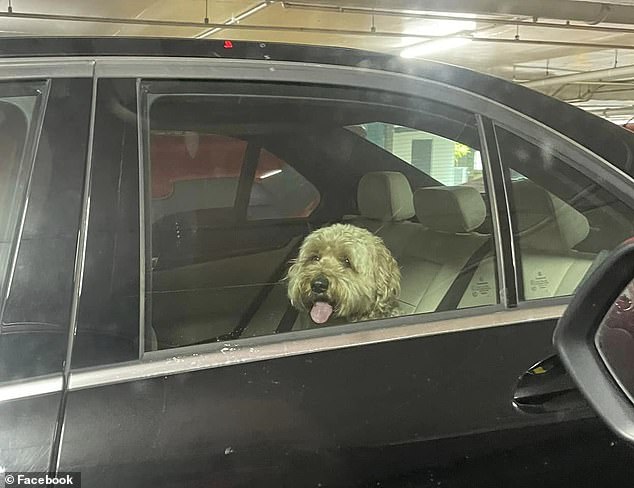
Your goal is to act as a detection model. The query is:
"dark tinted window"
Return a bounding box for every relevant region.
[142,82,498,352]
[0,79,91,382]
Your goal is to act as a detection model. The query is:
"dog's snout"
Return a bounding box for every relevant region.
[311,275,329,294]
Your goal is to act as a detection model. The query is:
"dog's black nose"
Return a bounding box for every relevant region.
[311,276,329,294]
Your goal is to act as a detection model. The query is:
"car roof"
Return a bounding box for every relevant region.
[2,36,633,176]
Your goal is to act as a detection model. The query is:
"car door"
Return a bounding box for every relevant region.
[0,67,92,472]
[57,58,634,487]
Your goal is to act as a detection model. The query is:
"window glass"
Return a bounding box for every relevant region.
[496,124,634,301]
[143,84,498,352]
[0,96,36,284]
[248,148,320,220]
[0,79,91,382]
[349,122,484,186]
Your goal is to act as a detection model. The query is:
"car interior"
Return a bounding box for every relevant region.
[144,88,634,351]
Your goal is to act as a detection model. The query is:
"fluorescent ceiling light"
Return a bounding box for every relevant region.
[258,169,282,179]
[401,37,471,58]
[400,19,475,58]
[194,1,269,39]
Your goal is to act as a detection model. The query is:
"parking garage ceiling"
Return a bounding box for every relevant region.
[3,0,634,122]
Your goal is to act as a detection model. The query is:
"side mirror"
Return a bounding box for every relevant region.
[554,238,634,442]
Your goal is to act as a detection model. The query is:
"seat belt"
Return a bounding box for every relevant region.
[435,240,492,313]
[276,305,299,333]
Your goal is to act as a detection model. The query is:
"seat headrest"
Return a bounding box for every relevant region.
[414,185,486,233]
[511,180,589,251]
[357,171,415,221]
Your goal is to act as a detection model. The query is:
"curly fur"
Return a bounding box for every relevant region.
[287,223,401,324]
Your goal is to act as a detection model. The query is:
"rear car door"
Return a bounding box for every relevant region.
[0,66,92,471]
[58,58,634,487]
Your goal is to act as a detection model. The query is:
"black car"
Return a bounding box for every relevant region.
[1,37,634,487]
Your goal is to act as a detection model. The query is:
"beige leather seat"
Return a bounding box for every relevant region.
[512,179,595,299]
[348,171,419,257]
[350,174,497,315]
[398,185,497,314]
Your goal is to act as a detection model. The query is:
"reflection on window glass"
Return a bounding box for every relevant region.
[248,149,320,220]
[151,131,247,224]
[596,277,634,400]
[145,88,498,353]
[496,125,634,301]
[347,122,483,186]
[0,95,38,293]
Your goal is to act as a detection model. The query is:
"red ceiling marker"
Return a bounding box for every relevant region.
[223,40,233,49]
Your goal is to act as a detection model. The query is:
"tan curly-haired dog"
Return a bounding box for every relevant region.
[287,223,401,325]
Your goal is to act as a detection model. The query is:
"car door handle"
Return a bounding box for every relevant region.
[513,355,589,414]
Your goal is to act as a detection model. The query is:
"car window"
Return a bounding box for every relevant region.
[0,79,91,382]
[142,82,499,352]
[349,122,484,187]
[495,124,634,301]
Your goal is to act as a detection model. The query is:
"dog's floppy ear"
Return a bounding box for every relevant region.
[372,240,401,317]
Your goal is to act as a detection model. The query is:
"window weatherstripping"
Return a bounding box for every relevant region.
[0,58,93,80]
[477,116,519,308]
[68,304,565,391]
[0,374,63,402]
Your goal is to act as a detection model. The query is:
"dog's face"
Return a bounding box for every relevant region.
[287,223,400,324]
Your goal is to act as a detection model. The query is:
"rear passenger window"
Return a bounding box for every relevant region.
[496,124,634,301]
[141,82,499,352]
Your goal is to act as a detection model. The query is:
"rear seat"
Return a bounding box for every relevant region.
[349,171,419,256]
[348,172,497,314]
[247,175,599,337]
[401,186,496,313]
[512,179,596,299]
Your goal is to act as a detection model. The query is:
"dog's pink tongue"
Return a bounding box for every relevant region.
[310,302,333,324]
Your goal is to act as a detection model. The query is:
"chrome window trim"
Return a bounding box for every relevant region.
[0,373,63,402]
[0,58,93,79]
[136,78,147,358]
[68,304,566,391]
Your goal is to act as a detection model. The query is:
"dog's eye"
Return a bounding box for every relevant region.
[342,257,352,268]
[310,255,320,262]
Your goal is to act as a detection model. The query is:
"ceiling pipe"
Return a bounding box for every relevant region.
[0,9,634,51]
[587,105,634,116]
[524,64,634,89]
[283,1,634,36]
[194,1,271,39]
